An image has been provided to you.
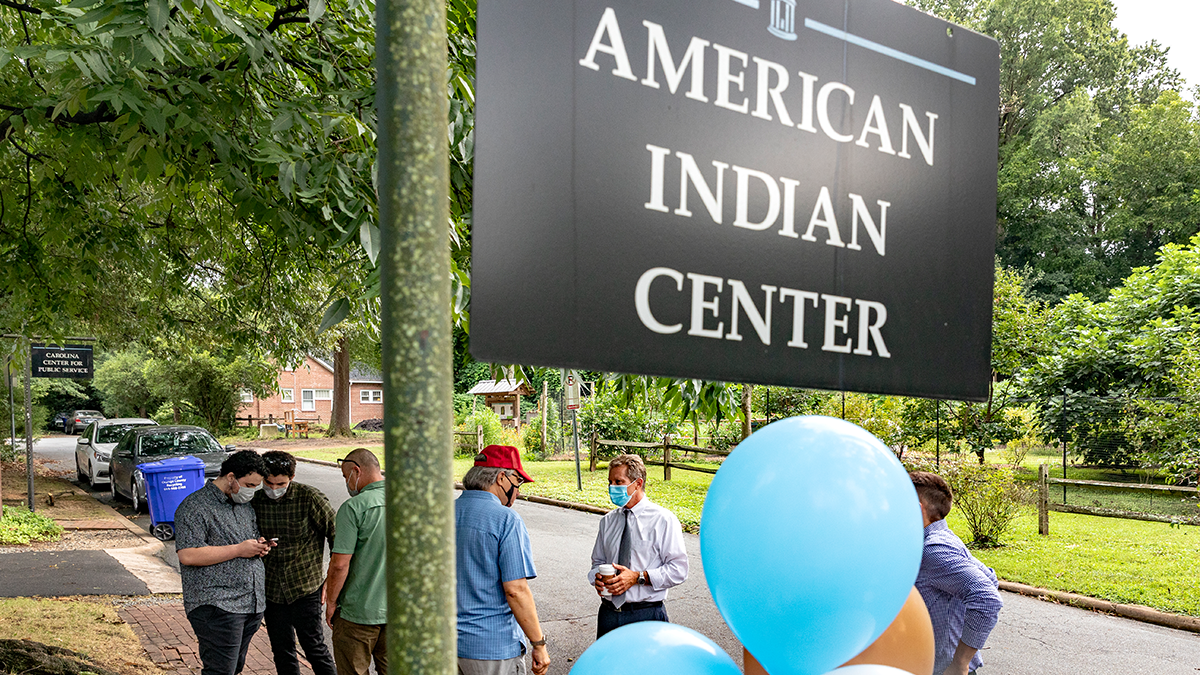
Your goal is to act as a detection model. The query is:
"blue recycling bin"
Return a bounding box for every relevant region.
[138,455,206,541]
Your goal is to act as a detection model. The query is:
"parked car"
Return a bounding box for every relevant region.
[109,425,236,514]
[74,418,158,488]
[66,410,106,435]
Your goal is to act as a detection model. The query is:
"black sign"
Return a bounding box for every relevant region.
[32,344,93,379]
[473,0,999,401]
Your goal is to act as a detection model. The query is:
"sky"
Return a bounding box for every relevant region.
[1110,0,1200,90]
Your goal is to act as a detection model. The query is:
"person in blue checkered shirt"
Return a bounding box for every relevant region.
[910,471,1003,675]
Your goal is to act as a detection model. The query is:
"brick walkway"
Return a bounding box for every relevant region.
[120,601,315,675]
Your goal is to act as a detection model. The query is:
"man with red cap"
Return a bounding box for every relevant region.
[456,445,550,675]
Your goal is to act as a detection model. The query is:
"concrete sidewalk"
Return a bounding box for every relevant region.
[120,600,315,675]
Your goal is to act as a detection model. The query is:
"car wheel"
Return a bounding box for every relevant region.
[111,477,123,503]
[130,480,142,514]
[86,461,98,490]
[76,456,87,484]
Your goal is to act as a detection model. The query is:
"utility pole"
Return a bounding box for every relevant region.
[377,0,454,670]
[24,338,33,511]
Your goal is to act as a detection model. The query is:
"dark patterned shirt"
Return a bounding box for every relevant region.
[175,481,266,615]
[252,481,337,604]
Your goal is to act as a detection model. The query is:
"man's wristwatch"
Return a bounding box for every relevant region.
[637,571,648,585]
[530,636,547,647]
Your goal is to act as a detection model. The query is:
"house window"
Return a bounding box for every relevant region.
[314,389,332,401]
[301,389,315,411]
[281,389,294,403]
[240,390,254,403]
[360,390,383,404]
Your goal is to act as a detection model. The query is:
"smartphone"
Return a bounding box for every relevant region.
[269,538,279,543]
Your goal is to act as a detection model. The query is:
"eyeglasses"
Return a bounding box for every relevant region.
[337,458,360,469]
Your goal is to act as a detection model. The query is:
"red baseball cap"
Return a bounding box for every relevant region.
[475,445,534,483]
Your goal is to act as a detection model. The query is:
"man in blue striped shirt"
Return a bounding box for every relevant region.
[456,445,550,675]
[910,471,1003,675]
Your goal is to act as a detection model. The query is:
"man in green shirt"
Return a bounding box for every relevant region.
[252,451,337,675]
[326,447,387,675]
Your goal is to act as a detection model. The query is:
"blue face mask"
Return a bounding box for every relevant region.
[609,484,631,508]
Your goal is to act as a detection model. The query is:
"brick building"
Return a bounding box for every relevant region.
[238,355,384,426]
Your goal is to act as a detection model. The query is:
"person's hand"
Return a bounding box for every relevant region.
[531,644,550,675]
[236,539,271,558]
[326,603,337,628]
[605,564,640,596]
[593,574,607,597]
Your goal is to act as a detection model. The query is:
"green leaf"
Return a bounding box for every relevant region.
[308,0,326,23]
[144,145,164,178]
[318,298,350,334]
[359,222,380,266]
[143,106,166,135]
[141,34,165,63]
[147,0,169,33]
[270,112,293,134]
[0,49,11,71]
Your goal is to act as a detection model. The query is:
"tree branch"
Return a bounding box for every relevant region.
[0,0,42,14]
[266,3,306,32]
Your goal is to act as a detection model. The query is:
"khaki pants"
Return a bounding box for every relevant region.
[332,614,387,675]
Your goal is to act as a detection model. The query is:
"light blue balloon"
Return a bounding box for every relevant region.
[569,622,740,675]
[701,416,923,675]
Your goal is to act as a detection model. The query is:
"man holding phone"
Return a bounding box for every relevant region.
[252,451,338,675]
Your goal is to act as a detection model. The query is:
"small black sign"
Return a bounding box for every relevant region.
[473,0,1000,400]
[32,344,93,379]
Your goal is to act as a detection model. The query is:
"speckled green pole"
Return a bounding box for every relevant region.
[376,0,454,670]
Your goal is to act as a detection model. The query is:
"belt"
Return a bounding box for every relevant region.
[602,599,663,613]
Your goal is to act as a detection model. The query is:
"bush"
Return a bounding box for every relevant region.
[453,394,475,424]
[903,455,1027,547]
[0,505,64,545]
[455,407,506,456]
[708,420,744,453]
[522,398,561,460]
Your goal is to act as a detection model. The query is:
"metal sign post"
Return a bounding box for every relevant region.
[24,338,33,511]
[566,371,582,489]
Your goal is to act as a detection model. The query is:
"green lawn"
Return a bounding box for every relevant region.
[957,507,1200,616]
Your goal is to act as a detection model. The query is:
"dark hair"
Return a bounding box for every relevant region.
[220,450,267,480]
[262,451,296,479]
[909,471,953,521]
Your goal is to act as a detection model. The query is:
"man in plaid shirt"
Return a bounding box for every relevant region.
[910,471,1003,675]
[253,451,337,675]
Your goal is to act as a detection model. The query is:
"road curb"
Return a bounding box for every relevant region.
[999,581,1200,634]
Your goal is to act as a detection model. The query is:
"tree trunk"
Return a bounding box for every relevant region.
[741,384,753,440]
[329,337,353,437]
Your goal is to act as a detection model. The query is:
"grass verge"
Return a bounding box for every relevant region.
[0,597,161,675]
[956,507,1200,616]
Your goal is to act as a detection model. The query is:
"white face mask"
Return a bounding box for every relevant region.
[264,485,288,500]
[231,481,260,504]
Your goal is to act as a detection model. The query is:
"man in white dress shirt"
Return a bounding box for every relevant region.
[588,454,689,638]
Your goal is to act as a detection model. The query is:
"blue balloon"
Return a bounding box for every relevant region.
[825,667,915,675]
[701,416,923,675]
[569,622,740,675]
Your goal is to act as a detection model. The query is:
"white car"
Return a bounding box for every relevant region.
[74,418,158,488]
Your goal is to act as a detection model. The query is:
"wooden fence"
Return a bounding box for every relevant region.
[1036,463,1200,534]
[589,434,729,480]
[455,425,484,456]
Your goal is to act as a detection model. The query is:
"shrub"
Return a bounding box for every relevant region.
[0,506,64,545]
[708,420,744,453]
[522,399,562,460]
[455,407,506,456]
[453,394,476,424]
[902,455,1027,547]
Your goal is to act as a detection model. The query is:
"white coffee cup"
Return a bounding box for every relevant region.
[598,564,617,597]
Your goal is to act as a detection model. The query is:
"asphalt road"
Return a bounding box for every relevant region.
[32,438,1200,674]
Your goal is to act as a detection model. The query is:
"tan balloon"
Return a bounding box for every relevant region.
[741,588,933,675]
[840,587,934,675]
